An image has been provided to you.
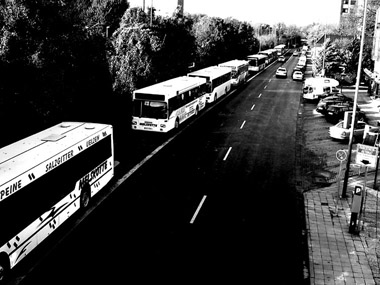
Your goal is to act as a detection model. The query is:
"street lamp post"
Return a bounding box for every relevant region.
[341,0,368,198]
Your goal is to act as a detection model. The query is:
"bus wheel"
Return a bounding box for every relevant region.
[80,185,91,209]
[0,254,10,283]
[214,94,217,102]
[195,106,199,116]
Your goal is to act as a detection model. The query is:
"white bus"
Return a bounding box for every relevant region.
[218,59,249,87]
[274,44,286,56]
[258,49,277,65]
[0,122,114,281]
[247,54,267,72]
[188,66,232,104]
[131,76,207,132]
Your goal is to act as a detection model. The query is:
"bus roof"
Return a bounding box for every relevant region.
[188,66,231,80]
[247,54,267,60]
[259,49,275,55]
[134,76,206,99]
[218,59,248,68]
[0,122,112,190]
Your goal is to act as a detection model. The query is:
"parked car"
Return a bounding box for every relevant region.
[278,56,286,62]
[276,67,287,78]
[329,121,379,141]
[316,94,353,114]
[292,71,304,81]
[325,104,365,123]
[295,64,306,72]
[293,50,299,56]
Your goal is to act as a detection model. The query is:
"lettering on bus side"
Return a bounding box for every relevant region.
[0,179,22,201]
[78,161,108,190]
[86,135,100,148]
[45,150,74,173]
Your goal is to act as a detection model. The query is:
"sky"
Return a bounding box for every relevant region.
[128,0,342,26]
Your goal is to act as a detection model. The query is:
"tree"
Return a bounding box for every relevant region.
[109,8,162,97]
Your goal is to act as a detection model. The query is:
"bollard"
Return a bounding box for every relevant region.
[349,185,363,234]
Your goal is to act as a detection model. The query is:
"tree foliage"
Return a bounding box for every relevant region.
[192,15,257,68]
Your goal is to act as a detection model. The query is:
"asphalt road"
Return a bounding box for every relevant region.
[15,54,307,285]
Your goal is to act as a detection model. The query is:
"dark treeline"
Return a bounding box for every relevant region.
[0,0,280,147]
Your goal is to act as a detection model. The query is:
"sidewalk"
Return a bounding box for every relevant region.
[304,173,380,284]
[301,55,380,284]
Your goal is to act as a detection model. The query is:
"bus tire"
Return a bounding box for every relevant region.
[80,184,91,209]
[195,106,199,116]
[214,94,217,102]
[175,118,180,129]
[0,253,10,284]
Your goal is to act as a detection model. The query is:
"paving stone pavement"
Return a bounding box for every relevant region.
[305,174,379,285]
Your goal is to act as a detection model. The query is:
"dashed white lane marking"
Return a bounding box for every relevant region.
[240,120,246,129]
[223,147,232,161]
[251,104,256,110]
[190,195,207,224]
[264,85,267,89]
[258,93,262,98]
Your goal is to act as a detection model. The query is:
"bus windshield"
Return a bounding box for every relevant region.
[133,100,168,119]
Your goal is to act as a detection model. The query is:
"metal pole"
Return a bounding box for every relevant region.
[341,0,368,198]
[374,154,380,189]
[359,166,368,230]
[322,33,326,76]
[150,0,153,26]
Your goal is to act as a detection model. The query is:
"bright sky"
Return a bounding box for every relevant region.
[128,0,342,26]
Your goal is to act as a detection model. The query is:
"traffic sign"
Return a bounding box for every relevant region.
[336,149,347,162]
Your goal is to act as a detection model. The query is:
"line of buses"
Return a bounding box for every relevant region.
[0,44,287,283]
[132,44,286,133]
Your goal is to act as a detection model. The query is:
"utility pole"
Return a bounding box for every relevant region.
[322,33,326,77]
[150,0,153,26]
[341,0,368,198]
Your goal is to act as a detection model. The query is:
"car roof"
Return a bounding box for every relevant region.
[278,67,286,70]
[322,94,350,101]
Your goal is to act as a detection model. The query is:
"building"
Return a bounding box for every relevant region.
[340,0,365,25]
[129,0,184,17]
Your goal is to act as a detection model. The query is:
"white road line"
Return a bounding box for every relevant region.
[240,120,246,129]
[269,79,272,82]
[223,147,232,161]
[264,85,267,89]
[190,195,207,224]
[258,93,262,98]
[251,104,255,110]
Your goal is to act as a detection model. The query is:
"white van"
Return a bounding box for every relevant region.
[302,77,340,100]
[298,55,307,66]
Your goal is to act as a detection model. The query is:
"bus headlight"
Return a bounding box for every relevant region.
[160,124,166,128]
[132,121,137,125]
